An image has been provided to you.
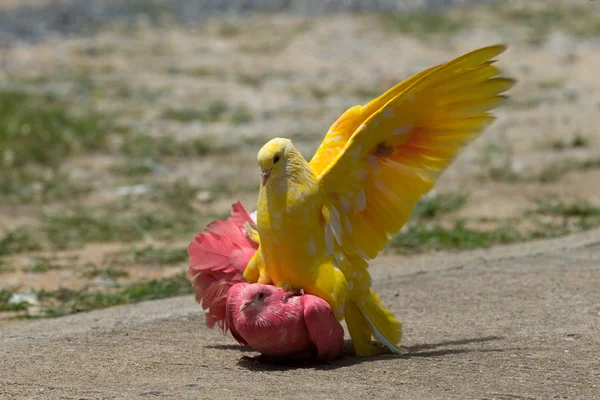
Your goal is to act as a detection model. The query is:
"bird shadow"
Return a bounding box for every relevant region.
[234,335,507,371]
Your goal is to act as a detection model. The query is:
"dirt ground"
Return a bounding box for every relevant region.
[1,0,600,308]
[0,1,600,397]
[1,227,599,399]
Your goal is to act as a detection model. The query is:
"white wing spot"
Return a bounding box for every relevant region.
[393,125,412,136]
[343,215,353,235]
[356,246,371,260]
[366,155,380,174]
[324,223,335,255]
[356,169,369,181]
[340,196,351,213]
[327,135,345,143]
[355,190,367,212]
[371,118,381,129]
[382,107,395,118]
[329,206,343,246]
[307,238,317,256]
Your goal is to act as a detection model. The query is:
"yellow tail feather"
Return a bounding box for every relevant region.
[345,290,404,356]
[344,300,378,356]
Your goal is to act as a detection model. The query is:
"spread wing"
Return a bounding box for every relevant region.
[302,294,345,360]
[311,44,514,259]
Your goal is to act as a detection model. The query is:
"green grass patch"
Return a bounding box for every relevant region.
[134,245,188,265]
[162,101,252,124]
[0,168,92,203]
[530,196,600,218]
[479,139,600,183]
[237,72,265,88]
[215,21,242,38]
[163,102,227,122]
[536,79,566,91]
[0,229,40,256]
[392,195,600,254]
[110,159,156,176]
[229,107,254,125]
[549,133,589,151]
[383,11,470,37]
[0,90,109,169]
[26,258,64,273]
[497,5,600,43]
[165,65,227,79]
[147,179,200,211]
[17,272,192,318]
[352,87,385,101]
[391,219,570,254]
[504,96,545,110]
[0,179,220,256]
[392,220,524,253]
[40,208,201,250]
[0,301,29,312]
[411,191,469,220]
[0,259,12,274]
[83,265,130,280]
[119,134,231,160]
[0,288,29,311]
[536,157,600,183]
[487,166,522,183]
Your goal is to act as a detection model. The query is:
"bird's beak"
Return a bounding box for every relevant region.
[239,300,253,312]
[261,169,271,186]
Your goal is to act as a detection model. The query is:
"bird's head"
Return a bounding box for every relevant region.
[239,284,279,313]
[257,138,293,186]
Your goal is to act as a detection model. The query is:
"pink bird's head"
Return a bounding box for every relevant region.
[238,284,281,314]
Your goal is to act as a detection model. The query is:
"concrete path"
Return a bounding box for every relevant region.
[2,229,599,399]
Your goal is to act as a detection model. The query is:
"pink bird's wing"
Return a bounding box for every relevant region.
[187,202,257,332]
[226,283,249,345]
[205,201,256,250]
[302,295,345,360]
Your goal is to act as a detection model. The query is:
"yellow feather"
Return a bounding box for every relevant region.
[250,44,514,356]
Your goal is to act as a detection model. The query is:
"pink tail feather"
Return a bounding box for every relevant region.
[188,202,257,333]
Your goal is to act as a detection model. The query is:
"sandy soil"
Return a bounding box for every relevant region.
[1,228,599,399]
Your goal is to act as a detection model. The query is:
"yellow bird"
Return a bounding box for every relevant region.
[242,44,515,356]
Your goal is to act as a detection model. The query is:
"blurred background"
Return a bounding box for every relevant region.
[1,0,599,321]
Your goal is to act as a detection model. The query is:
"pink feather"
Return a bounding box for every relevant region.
[188,202,257,332]
[188,201,344,360]
[226,283,344,360]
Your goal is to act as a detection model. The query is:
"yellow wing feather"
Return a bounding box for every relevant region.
[308,65,442,175]
[315,44,514,259]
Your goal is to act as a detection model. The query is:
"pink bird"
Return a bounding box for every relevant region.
[226,283,345,360]
[188,202,256,330]
[188,202,345,360]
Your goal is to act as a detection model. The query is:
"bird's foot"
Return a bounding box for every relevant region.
[283,288,304,301]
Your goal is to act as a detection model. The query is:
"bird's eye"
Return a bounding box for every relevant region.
[273,155,280,164]
[257,291,264,300]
